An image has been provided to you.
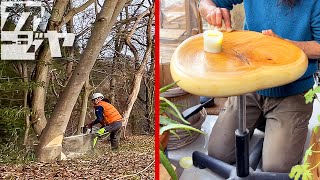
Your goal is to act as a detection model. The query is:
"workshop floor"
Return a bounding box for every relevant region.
[167,96,320,180]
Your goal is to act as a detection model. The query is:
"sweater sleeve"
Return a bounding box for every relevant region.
[212,0,243,10]
[311,0,320,43]
[93,106,104,125]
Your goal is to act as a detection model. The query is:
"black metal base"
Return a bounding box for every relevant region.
[192,138,291,180]
[235,129,250,177]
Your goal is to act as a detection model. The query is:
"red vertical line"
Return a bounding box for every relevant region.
[154,0,160,179]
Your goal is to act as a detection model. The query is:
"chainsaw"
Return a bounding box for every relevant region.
[81,126,110,148]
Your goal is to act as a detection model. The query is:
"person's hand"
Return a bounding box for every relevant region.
[262,29,281,39]
[85,123,92,129]
[205,6,232,31]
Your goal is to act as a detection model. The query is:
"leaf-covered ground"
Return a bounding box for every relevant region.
[0,135,154,179]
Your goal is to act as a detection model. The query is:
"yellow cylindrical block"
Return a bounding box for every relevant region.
[203,29,223,53]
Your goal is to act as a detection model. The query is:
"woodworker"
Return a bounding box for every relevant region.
[199,0,320,172]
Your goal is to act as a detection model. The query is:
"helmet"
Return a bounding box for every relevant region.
[91,93,104,100]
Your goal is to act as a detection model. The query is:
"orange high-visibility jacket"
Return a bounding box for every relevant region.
[95,101,122,125]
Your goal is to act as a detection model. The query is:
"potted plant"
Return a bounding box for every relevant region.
[289,87,320,180]
[160,82,204,180]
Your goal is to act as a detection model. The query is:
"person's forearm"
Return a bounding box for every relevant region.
[199,0,217,18]
[93,118,102,125]
[262,30,320,59]
[288,40,320,59]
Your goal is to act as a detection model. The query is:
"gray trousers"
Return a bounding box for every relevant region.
[103,121,122,149]
[208,92,313,173]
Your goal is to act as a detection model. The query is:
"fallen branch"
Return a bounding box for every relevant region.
[114,160,155,180]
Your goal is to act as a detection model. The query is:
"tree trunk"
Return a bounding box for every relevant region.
[145,47,155,133]
[31,47,51,136]
[110,7,129,104]
[36,0,128,162]
[65,0,74,85]
[31,0,70,136]
[110,30,124,104]
[145,77,149,132]
[77,79,93,134]
[22,62,31,145]
[121,5,154,136]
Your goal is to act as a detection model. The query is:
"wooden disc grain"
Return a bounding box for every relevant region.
[170,31,308,97]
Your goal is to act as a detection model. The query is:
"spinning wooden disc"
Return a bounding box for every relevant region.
[170,31,308,97]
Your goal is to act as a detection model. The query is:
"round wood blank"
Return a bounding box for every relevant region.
[170,31,308,97]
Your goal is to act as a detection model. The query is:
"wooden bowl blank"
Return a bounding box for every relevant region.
[170,31,308,97]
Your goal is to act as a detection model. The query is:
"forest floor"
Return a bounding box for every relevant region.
[0,135,154,179]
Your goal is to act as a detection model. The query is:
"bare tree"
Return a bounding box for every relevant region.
[76,79,93,134]
[122,4,154,137]
[36,0,128,161]
[31,0,70,136]
[22,62,31,145]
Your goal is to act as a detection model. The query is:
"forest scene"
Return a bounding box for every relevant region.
[0,0,155,179]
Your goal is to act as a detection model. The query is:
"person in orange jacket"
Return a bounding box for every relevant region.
[85,93,123,150]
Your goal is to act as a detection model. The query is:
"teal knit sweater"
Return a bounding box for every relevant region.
[213,0,320,97]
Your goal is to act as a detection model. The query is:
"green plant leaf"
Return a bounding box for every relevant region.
[185,128,192,136]
[160,105,168,115]
[160,102,169,107]
[303,144,314,163]
[314,126,319,134]
[160,82,178,93]
[161,102,185,109]
[160,115,179,126]
[160,97,189,125]
[160,101,170,114]
[289,163,312,180]
[302,169,313,180]
[313,86,320,93]
[160,150,177,180]
[304,89,315,104]
[289,165,302,180]
[165,108,188,123]
[160,143,164,151]
[160,124,203,135]
[169,130,180,139]
[172,103,186,108]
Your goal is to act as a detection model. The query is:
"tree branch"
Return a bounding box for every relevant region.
[125,9,150,63]
[75,25,92,39]
[58,0,95,29]
[114,160,154,180]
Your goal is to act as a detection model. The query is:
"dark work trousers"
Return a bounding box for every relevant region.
[103,121,122,150]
